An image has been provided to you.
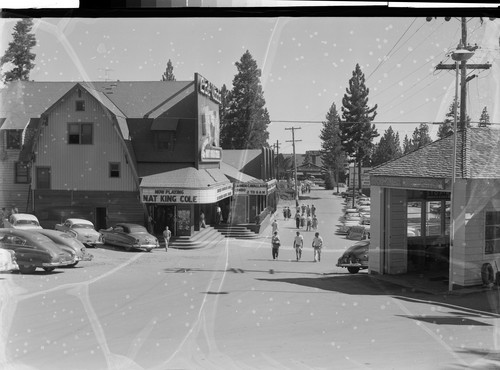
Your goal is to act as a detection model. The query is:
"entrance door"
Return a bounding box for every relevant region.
[95,207,107,230]
[154,205,176,237]
[384,188,407,274]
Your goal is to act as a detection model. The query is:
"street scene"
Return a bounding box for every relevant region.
[1,186,500,370]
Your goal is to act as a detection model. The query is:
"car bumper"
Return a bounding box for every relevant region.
[77,252,94,262]
[134,243,159,251]
[336,262,368,268]
[42,258,77,267]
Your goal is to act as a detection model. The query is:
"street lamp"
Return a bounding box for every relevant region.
[449,44,474,291]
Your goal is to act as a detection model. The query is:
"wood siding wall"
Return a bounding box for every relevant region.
[35,88,137,191]
[33,189,144,229]
[0,131,30,211]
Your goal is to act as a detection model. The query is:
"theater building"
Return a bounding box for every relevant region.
[3,74,236,237]
[369,127,500,288]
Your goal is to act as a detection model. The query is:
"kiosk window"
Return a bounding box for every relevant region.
[485,211,500,254]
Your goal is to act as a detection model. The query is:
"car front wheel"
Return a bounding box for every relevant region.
[347,267,360,274]
[19,265,37,274]
[43,267,56,272]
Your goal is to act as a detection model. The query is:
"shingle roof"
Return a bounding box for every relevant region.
[0,80,193,130]
[370,127,500,179]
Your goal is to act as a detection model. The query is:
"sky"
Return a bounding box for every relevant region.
[1,13,500,154]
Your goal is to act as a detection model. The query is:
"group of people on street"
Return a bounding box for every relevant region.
[0,205,18,228]
[294,203,318,231]
[270,217,323,262]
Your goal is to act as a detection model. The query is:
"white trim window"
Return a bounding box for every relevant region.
[68,123,93,144]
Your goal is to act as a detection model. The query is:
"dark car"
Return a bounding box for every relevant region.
[99,223,159,252]
[0,228,76,273]
[35,229,94,267]
[336,240,369,274]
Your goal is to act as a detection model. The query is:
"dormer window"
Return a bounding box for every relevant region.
[76,100,85,111]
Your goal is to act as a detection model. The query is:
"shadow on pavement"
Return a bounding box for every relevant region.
[256,274,500,317]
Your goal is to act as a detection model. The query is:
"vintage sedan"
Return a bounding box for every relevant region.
[55,218,103,247]
[336,240,370,274]
[99,223,159,252]
[3,213,42,230]
[0,228,76,273]
[35,229,93,267]
[0,249,19,272]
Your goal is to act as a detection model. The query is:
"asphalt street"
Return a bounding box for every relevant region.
[1,186,500,370]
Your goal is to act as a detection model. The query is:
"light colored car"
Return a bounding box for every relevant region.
[99,223,159,252]
[0,248,19,272]
[336,218,363,235]
[54,218,103,247]
[35,229,93,267]
[336,240,370,274]
[0,228,76,273]
[3,213,42,230]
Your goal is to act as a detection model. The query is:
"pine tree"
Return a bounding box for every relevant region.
[437,99,472,139]
[221,50,270,149]
[478,106,491,127]
[320,103,346,191]
[339,63,378,190]
[411,123,432,149]
[371,126,402,167]
[1,18,37,83]
[161,59,176,81]
[402,135,412,154]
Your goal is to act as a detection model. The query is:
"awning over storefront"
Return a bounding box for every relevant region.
[140,167,232,204]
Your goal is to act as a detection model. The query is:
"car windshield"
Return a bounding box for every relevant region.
[73,224,94,229]
[15,220,39,226]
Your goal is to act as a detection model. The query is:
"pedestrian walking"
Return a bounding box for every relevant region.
[312,215,318,230]
[286,207,292,220]
[200,211,206,228]
[295,211,301,229]
[300,213,306,228]
[216,205,222,225]
[306,205,311,216]
[283,207,287,220]
[312,232,323,262]
[271,231,281,260]
[311,204,316,217]
[272,219,278,234]
[293,231,304,261]
[163,226,172,252]
[306,214,312,231]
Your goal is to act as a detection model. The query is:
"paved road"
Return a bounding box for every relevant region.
[2,187,500,369]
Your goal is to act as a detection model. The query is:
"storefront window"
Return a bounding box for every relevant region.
[407,201,421,237]
[485,211,500,255]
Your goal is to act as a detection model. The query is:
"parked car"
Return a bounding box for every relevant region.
[346,225,370,240]
[336,217,363,235]
[54,218,103,247]
[336,240,370,274]
[0,248,19,272]
[99,223,159,252]
[0,228,76,273]
[3,213,42,230]
[35,229,93,267]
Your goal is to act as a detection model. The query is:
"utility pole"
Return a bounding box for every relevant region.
[272,140,281,181]
[285,127,301,204]
[435,17,491,130]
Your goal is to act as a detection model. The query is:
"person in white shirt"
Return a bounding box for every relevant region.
[293,231,304,261]
[312,232,323,262]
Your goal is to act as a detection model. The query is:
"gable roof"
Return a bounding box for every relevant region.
[370,127,500,179]
[0,80,193,131]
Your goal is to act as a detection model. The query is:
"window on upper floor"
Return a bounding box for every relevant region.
[109,162,120,178]
[156,131,176,151]
[485,211,500,255]
[15,162,30,184]
[68,123,93,144]
[75,100,85,111]
[6,130,23,149]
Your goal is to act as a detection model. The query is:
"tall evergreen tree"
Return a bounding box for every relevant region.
[221,50,270,149]
[320,103,346,191]
[411,123,432,149]
[1,18,37,83]
[339,63,378,190]
[371,126,402,167]
[161,59,176,81]
[478,106,491,127]
[437,99,471,139]
[402,134,412,154]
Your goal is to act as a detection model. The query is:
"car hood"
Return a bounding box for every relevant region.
[73,228,101,237]
[13,225,43,230]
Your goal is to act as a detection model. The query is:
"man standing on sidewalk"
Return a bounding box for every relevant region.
[312,232,323,262]
[293,231,304,261]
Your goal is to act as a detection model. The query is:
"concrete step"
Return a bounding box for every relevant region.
[168,226,225,249]
[213,224,260,239]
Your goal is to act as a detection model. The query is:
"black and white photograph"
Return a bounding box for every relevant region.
[1,2,500,369]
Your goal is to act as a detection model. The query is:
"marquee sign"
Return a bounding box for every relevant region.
[141,183,232,204]
[197,74,221,104]
[234,180,277,196]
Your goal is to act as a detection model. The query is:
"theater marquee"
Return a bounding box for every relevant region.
[141,183,233,204]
